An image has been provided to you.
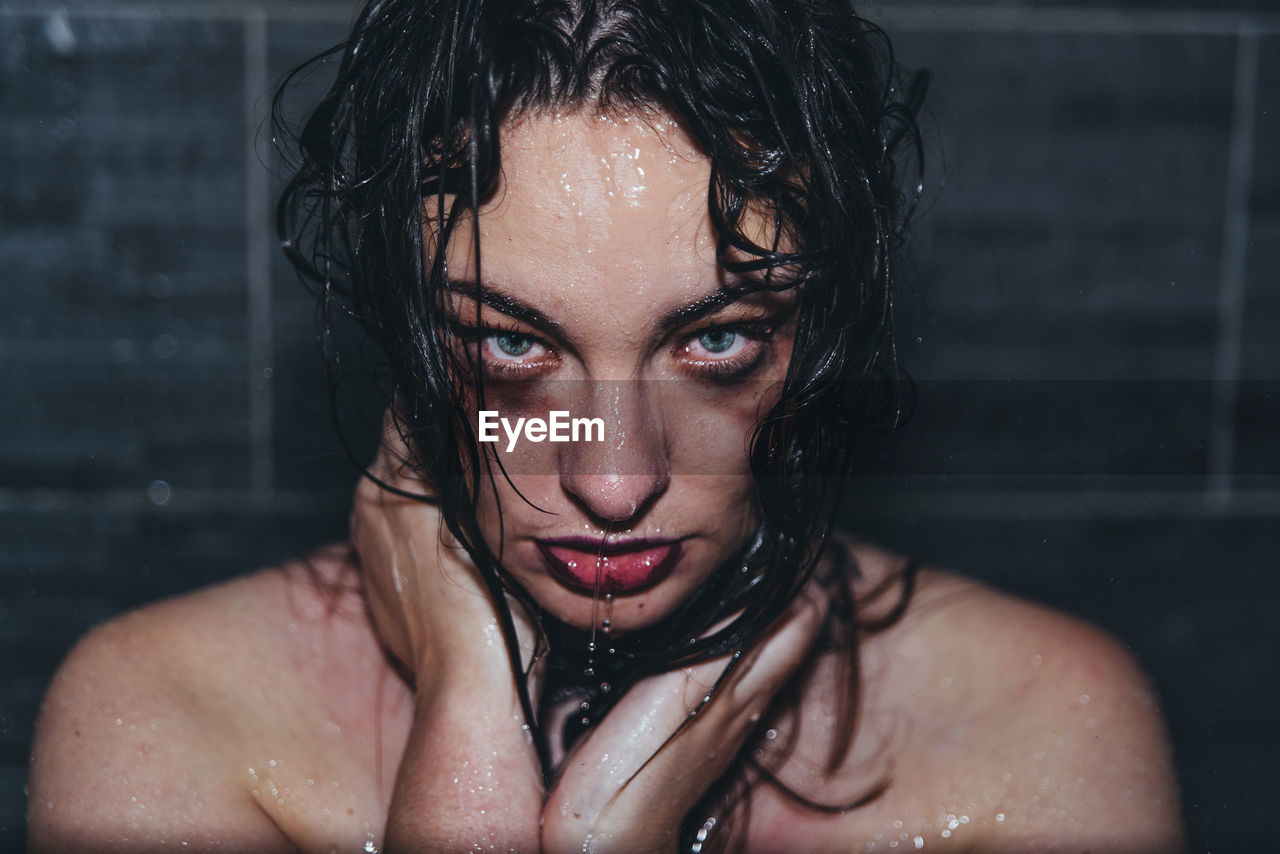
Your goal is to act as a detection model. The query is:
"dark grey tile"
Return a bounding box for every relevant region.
[270,278,386,492]
[0,505,349,607]
[2,354,250,489]
[1,678,50,766]
[851,379,1212,484]
[888,30,1234,381]
[0,764,28,854]
[871,0,1274,10]
[1234,380,1280,483]
[3,9,252,490]
[1236,36,1279,486]
[267,18,351,84]
[266,18,382,493]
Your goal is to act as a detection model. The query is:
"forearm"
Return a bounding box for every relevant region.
[385,671,544,853]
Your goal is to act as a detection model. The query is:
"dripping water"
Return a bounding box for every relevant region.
[582,523,611,726]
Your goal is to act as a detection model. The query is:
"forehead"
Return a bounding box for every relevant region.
[441,111,718,307]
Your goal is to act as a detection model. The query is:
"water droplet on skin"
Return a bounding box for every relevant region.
[995,812,1005,823]
[1078,694,1090,704]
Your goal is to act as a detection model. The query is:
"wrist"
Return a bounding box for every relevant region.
[387,671,544,854]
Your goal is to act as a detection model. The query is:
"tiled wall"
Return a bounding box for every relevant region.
[3,1,1276,850]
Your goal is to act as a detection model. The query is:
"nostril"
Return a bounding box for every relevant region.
[559,471,668,526]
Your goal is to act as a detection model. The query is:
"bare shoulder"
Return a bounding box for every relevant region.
[843,538,1187,852]
[27,546,401,853]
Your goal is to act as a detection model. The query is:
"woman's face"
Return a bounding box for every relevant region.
[436,111,797,633]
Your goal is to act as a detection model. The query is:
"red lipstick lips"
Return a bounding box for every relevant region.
[535,537,683,594]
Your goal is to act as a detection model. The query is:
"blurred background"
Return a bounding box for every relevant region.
[2,0,1276,850]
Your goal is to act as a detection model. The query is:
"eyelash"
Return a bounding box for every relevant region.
[452,322,556,378]
[451,321,775,381]
[677,322,773,381]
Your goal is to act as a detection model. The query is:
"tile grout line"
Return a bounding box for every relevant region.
[873,5,1280,36]
[0,1,353,22]
[3,3,1280,32]
[1206,24,1259,511]
[245,5,273,497]
[5,487,1280,518]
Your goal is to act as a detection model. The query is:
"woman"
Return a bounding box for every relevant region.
[27,0,1186,851]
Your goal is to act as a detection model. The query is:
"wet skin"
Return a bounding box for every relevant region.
[27,112,1188,854]
[434,110,798,636]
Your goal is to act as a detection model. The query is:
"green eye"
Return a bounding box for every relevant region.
[494,333,534,357]
[697,329,736,353]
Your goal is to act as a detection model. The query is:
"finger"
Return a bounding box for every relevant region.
[727,581,830,706]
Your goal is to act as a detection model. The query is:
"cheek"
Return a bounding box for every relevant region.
[662,379,785,477]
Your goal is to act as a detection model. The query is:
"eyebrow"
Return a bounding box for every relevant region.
[446,279,780,338]
[446,281,563,335]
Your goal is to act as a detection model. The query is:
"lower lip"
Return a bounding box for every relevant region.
[537,542,683,594]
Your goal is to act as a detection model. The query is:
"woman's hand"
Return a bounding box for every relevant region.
[351,422,544,852]
[540,582,830,854]
[352,427,541,681]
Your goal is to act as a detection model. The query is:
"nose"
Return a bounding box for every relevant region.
[558,383,670,525]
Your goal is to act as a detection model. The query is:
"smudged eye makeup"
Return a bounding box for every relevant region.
[674,323,773,380]
[451,319,776,383]
[449,322,558,378]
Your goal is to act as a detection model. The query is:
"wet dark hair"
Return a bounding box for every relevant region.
[275,0,925,844]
